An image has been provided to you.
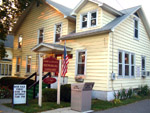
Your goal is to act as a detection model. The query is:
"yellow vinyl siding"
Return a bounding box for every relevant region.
[102,10,116,27]
[64,34,109,91]
[76,2,102,33]
[12,3,71,76]
[108,15,150,91]
[68,20,76,34]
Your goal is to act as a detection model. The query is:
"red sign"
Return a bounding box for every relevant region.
[43,77,57,84]
[43,57,59,72]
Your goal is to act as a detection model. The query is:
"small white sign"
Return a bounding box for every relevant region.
[13,84,27,104]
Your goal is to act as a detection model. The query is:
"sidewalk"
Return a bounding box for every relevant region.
[0,99,23,113]
[94,99,150,113]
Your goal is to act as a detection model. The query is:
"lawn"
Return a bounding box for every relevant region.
[4,95,150,113]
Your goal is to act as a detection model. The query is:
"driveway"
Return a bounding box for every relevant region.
[95,99,150,113]
[0,99,23,113]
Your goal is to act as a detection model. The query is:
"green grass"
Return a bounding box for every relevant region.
[92,95,150,111]
[4,95,150,113]
[4,99,70,113]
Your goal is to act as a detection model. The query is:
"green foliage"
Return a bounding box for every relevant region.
[121,89,127,99]
[138,85,150,96]
[127,88,133,98]
[60,84,71,102]
[42,88,57,102]
[0,86,12,99]
[0,77,34,89]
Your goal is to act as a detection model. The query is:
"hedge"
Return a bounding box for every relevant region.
[42,84,71,102]
[0,77,34,89]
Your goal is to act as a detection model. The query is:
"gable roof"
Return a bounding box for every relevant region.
[71,0,123,16]
[0,35,14,48]
[12,0,75,34]
[61,5,150,40]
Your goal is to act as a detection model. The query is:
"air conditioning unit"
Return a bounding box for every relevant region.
[141,71,146,78]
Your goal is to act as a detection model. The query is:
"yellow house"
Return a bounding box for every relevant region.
[12,0,150,101]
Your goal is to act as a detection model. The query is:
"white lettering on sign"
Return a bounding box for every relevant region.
[13,84,27,104]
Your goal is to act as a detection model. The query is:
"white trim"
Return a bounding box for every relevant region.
[75,49,87,76]
[37,28,44,44]
[54,23,62,43]
[26,55,32,74]
[134,17,140,40]
[141,56,146,71]
[18,35,23,49]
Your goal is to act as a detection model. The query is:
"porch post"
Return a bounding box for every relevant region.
[38,53,43,107]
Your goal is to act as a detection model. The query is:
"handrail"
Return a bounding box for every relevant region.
[18,72,37,84]
[28,72,50,89]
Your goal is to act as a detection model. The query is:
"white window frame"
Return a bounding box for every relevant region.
[80,10,98,29]
[118,50,135,78]
[134,17,139,40]
[18,35,23,49]
[37,28,44,44]
[26,55,32,73]
[16,56,21,73]
[75,50,87,76]
[141,56,146,71]
[54,23,62,43]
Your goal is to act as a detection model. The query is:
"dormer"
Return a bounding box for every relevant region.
[71,0,123,33]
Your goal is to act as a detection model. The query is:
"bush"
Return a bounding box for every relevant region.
[0,86,12,99]
[0,77,34,90]
[138,85,149,96]
[61,84,71,102]
[43,88,57,102]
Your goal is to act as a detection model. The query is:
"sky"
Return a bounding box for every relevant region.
[52,0,150,25]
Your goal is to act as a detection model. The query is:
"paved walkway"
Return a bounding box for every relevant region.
[95,99,150,113]
[0,99,23,113]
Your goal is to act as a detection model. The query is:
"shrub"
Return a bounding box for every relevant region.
[61,84,71,102]
[0,86,12,99]
[127,88,133,98]
[0,77,34,89]
[43,88,57,102]
[138,85,149,96]
[121,89,127,99]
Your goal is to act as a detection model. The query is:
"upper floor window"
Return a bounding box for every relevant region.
[76,50,87,75]
[82,14,88,28]
[90,12,97,26]
[81,11,97,29]
[54,24,62,43]
[26,56,32,73]
[38,29,44,44]
[141,56,146,71]
[118,51,135,77]
[134,18,139,39]
[16,57,21,73]
[18,35,22,48]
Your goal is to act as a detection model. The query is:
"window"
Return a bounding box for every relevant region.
[38,29,44,44]
[54,24,62,43]
[76,50,86,75]
[118,51,135,77]
[90,12,97,26]
[141,56,146,71]
[134,18,139,39]
[81,11,97,29]
[18,35,23,48]
[9,65,12,75]
[16,57,21,73]
[26,56,32,73]
[82,14,88,28]
[0,64,12,76]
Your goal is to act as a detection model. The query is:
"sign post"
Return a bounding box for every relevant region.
[57,59,62,105]
[38,54,43,107]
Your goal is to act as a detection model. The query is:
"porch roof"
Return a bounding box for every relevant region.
[31,43,72,53]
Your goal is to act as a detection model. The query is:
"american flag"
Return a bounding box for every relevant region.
[62,43,69,77]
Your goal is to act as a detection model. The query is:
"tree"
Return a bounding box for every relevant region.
[0,0,40,59]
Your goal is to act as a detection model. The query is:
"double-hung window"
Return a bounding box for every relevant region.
[18,35,23,48]
[141,56,146,71]
[54,24,62,43]
[81,11,97,29]
[16,57,21,73]
[118,51,135,77]
[26,56,32,73]
[38,29,44,44]
[76,50,87,75]
[134,18,139,39]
